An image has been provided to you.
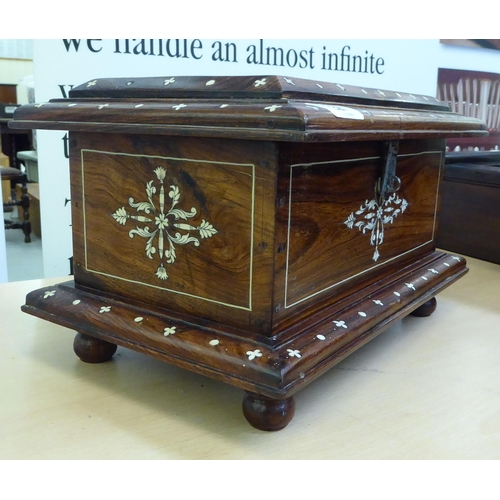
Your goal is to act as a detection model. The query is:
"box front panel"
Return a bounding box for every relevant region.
[70,133,276,332]
[274,139,444,323]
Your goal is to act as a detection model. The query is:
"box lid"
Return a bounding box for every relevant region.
[9,75,487,142]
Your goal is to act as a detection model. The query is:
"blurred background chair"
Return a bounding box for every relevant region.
[1,166,31,243]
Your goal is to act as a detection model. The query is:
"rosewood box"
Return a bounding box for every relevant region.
[10,75,486,430]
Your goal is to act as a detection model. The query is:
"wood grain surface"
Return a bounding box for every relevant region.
[70,132,277,332]
[10,75,487,142]
[437,155,500,264]
[273,139,444,326]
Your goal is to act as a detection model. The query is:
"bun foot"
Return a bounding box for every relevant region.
[73,332,117,363]
[411,297,437,317]
[242,392,295,431]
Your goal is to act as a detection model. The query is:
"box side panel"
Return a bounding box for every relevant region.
[69,133,277,333]
[273,139,445,328]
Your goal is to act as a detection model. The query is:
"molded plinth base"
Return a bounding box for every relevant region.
[21,251,467,430]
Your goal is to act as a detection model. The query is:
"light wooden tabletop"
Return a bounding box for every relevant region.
[1,254,500,460]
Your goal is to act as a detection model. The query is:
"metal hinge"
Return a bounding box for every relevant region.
[378,140,401,201]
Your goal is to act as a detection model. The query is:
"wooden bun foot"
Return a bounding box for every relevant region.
[242,392,295,431]
[410,297,437,317]
[73,332,117,363]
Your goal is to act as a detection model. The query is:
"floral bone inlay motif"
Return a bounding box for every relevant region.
[246,349,262,360]
[112,166,218,281]
[163,326,177,336]
[344,192,408,262]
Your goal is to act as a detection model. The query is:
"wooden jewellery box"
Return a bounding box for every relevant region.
[10,75,486,431]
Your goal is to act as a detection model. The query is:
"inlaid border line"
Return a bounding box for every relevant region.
[284,155,381,310]
[284,150,443,309]
[81,149,255,311]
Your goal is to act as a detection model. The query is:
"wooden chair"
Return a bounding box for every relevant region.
[1,166,31,243]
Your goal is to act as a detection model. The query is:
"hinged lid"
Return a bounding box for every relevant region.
[67,75,446,110]
[9,75,487,142]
